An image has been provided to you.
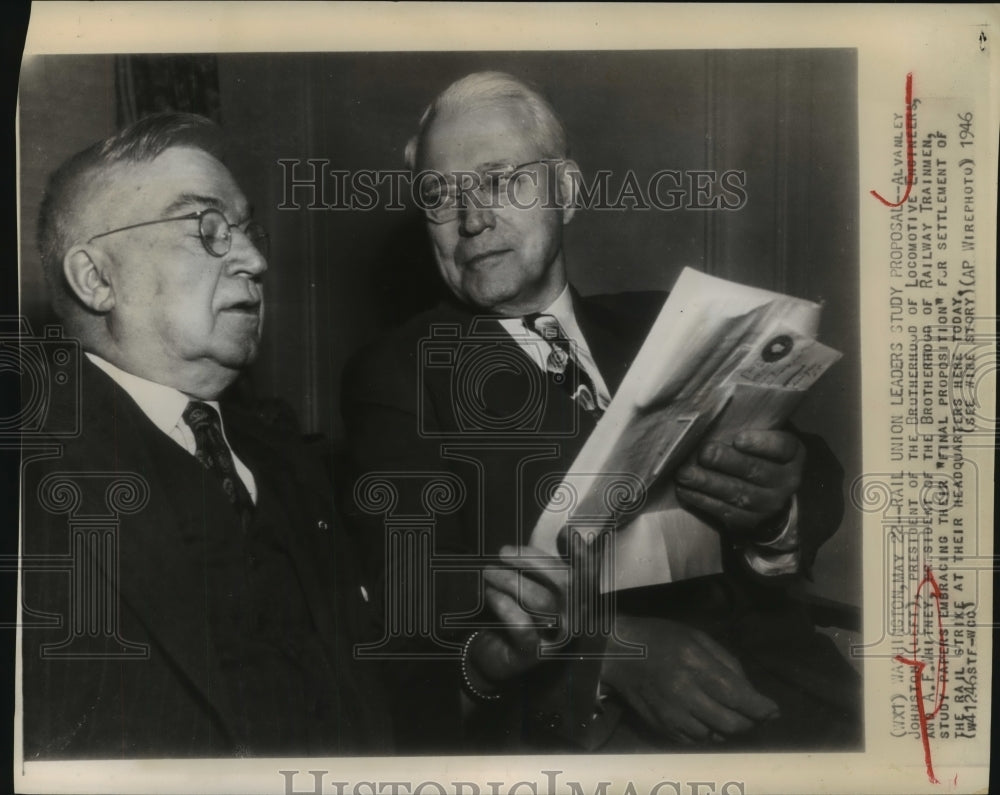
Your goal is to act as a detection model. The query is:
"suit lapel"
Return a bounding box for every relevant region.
[573,289,650,396]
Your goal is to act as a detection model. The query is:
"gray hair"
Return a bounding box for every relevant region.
[36,112,225,319]
[403,71,568,169]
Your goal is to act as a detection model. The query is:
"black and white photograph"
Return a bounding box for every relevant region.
[8,4,995,794]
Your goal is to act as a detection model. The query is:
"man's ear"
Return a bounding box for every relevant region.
[63,246,115,313]
[556,159,580,225]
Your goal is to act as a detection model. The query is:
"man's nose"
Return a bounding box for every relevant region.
[227,229,268,277]
[457,193,497,236]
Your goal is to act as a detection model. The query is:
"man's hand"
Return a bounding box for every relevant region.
[675,429,804,541]
[466,545,571,693]
[603,616,779,743]
[467,536,604,696]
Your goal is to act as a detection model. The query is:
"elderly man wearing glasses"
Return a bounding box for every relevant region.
[21,113,391,758]
[342,72,859,753]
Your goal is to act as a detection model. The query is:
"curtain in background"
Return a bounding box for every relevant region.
[115,55,222,127]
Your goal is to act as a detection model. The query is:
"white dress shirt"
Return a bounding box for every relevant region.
[494,285,800,577]
[86,353,258,504]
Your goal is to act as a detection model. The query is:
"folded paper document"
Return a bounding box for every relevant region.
[530,267,842,591]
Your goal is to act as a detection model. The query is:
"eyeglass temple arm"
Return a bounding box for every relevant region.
[86,212,202,244]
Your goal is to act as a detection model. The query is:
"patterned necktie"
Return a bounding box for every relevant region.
[182,401,254,523]
[523,313,606,420]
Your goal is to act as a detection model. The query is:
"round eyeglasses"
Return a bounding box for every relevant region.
[87,208,269,258]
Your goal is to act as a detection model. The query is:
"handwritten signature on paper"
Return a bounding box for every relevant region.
[871,72,915,207]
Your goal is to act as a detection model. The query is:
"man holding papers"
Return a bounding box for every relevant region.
[343,71,859,752]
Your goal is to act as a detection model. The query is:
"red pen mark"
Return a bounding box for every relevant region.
[871,72,915,207]
[895,565,947,784]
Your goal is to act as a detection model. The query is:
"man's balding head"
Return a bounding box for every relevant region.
[404,71,568,172]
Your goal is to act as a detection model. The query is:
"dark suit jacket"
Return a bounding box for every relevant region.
[21,358,391,758]
[341,290,855,752]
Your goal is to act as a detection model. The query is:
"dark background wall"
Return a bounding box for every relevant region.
[18,51,859,602]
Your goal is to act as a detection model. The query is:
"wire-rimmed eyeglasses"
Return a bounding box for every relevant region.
[87,208,269,258]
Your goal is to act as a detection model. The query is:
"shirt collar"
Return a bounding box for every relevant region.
[85,352,219,437]
[497,283,576,336]
[543,283,576,326]
[538,282,587,346]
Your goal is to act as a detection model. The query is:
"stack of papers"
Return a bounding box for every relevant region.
[530,267,842,591]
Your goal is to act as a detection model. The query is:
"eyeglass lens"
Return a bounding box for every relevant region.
[199,209,269,257]
[423,163,545,223]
